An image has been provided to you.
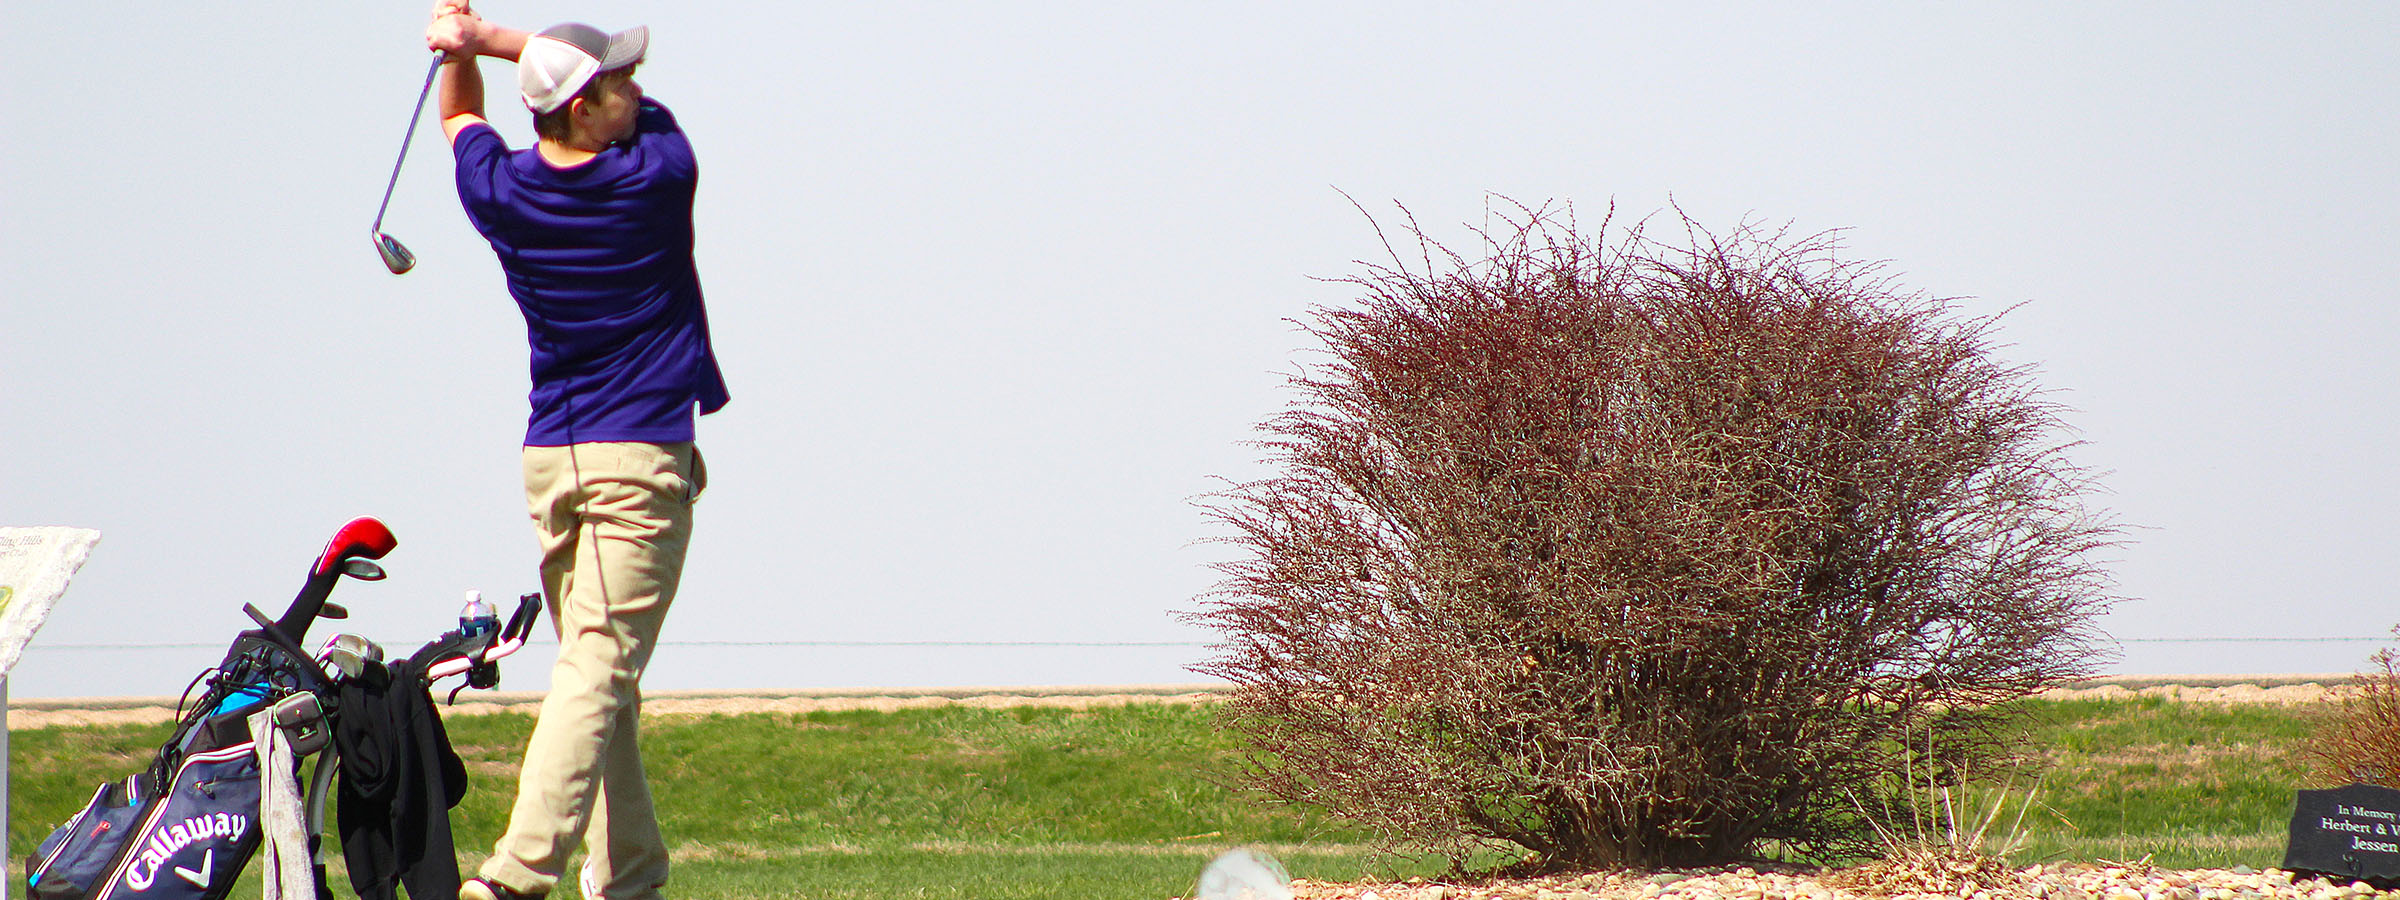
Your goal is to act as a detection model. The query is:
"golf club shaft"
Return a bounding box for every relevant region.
[372,53,446,236]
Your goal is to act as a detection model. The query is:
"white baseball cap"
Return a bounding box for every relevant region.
[518,22,648,114]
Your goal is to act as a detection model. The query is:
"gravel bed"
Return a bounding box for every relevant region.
[1278,862,2400,900]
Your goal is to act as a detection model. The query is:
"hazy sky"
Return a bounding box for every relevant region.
[5,2,2395,699]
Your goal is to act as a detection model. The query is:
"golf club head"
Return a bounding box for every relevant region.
[375,232,417,274]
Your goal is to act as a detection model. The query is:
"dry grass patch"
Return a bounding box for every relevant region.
[2064,740,2287,777]
[1829,846,2029,897]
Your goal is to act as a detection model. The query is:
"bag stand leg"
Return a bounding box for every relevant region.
[306,752,340,897]
[4,675,12,900]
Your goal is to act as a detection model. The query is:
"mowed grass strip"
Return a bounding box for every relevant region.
[2005,696,2328,868]
[13,704,1418,898]
[9,695,2338,897]
[445,703,1374,850]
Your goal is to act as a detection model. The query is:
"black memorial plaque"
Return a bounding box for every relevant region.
[2285,783,2400,886]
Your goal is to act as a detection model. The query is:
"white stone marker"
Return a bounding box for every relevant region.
[0,526,103,897]
[1196,846,1293,900]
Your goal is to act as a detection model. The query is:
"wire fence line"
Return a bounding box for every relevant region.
[22,636,2393,652]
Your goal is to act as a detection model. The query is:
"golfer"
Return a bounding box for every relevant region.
[426,4,728,900]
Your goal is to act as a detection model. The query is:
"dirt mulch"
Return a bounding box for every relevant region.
[4,685,1225,730]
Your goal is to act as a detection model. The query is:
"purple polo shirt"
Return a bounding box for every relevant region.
[453,97,729,446]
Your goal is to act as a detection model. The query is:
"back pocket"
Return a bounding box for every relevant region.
[26,777,148,900]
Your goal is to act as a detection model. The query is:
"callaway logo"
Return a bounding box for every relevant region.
[122,813,246,891]
[176,849,215,888]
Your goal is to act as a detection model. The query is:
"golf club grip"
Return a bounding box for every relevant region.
[243,603,331,693]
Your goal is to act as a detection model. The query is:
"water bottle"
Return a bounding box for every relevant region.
[460,590,499,639]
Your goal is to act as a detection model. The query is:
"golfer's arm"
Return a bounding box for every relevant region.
[438,25,530,141]
[468,24,529,62]
[438,54,486,140]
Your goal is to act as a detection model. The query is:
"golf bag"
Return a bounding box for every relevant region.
[24,517,539,900]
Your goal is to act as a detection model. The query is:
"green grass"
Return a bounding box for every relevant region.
[14,704,1429,898]
[2004,696,2328,868]
[10,697,2334,897]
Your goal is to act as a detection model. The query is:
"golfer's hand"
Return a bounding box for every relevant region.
[426,11,483,57]
[426,1,483,56]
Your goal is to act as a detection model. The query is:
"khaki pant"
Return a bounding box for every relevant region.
[481,442,704,900]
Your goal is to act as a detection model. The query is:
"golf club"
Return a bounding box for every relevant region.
[371,53,445,274]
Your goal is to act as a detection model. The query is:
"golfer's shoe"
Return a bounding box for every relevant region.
[580,860,669,900]
[460,876,544,900]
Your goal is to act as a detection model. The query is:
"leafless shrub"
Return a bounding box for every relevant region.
[1190,202,2119,870]
[2305,628,2400,789]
